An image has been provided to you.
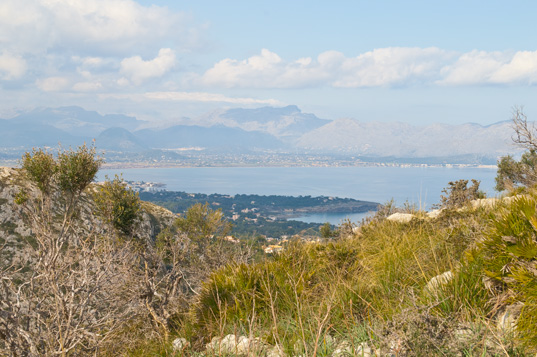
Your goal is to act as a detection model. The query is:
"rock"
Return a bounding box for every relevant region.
[386,213,414,223]
[172,337,189,352]
[266,345,286,357]
[471,198,500,209]
[331,340,353,356]
[496,302,523,334]
[426,209,443,219]
[205,334,269,355]
[235,335,251,355]
[0,167,15,179]
[425,271,453,294]
[331,341,375,357]
[453,327,473,343]
[357,342,374,356]
[206,334,238,354]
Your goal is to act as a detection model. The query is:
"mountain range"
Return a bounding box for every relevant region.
[0,105,521,163]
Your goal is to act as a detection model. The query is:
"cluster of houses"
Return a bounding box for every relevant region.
[125,181,166,192]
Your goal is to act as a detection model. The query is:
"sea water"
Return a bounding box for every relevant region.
[98,166,498,225]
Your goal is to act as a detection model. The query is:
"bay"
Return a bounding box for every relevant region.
[98,166,498,225]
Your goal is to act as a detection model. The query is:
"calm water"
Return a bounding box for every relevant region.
[98,166,498,225]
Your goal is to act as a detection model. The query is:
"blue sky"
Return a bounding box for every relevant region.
[1,0,536,125]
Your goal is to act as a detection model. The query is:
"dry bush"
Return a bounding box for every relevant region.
[0,145,144,356]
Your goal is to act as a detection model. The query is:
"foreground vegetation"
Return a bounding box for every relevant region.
[1,109,537,356]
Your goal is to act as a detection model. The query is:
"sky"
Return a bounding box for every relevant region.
[1,0,537,125]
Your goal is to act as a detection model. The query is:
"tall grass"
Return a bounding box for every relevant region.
[176,204,505,355]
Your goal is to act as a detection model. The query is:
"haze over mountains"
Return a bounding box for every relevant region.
[0,105,520,163]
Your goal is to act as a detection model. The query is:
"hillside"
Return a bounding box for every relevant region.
[167,192,537,356]
[2,144,537,355]
[0,152,252,355]
[0,166,175,267]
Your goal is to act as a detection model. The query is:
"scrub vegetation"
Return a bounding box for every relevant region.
[1,108,537,356]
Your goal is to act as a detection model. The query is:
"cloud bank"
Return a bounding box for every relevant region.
[197,48,537,88]
[0,0,536,116]
[0,0,201,56]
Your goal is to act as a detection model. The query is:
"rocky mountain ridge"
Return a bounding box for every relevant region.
[0,106,522,162]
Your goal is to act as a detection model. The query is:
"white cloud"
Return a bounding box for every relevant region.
[438,50,510,85]
[36,77,71,92]
[0,52,27,79]
[120,48,176,85]
[198,48,537,89]
[102,91,282,105]
[490,51,537,85]
[0,0,201,57]
[331,47,453,87]
[437,50,537,86]
[199,47,454,88]
[0,0,205,93]
[199,49,327,88]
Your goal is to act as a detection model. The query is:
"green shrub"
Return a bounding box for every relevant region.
[186,208,494,352]
[478,194,537,349]
[435,179,484,209]
[93,175,141,237]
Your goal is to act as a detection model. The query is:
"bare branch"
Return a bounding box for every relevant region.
[511,106,537,151]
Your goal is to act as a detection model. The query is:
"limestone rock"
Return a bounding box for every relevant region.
[331,340,353,356]
[172,337,189,352]
[205,334,269,356]
[0,167,15,179]
[471,198,500,209]
[426,208,443,219]
[425,271,453,294]
[496,302,523,334]
[266,345,286,357]
[386,213,414,223]
[355,342,373,357]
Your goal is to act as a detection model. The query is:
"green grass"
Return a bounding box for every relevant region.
[168,203,517,355]
[6,160,536,355]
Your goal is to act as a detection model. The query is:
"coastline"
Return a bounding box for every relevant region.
[99,162,499,170]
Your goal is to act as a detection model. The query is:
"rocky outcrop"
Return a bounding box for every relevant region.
[205,334,271,356]
[386,212,415,223]
[0,166,175,266]
[172,334,380,357]
[385,195,523,225]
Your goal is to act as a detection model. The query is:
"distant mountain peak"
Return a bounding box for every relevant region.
[10,106,145,138]
[194,105,330,141]
[96,127,148,152]
[221,105,301,120]
[296,118,520,159]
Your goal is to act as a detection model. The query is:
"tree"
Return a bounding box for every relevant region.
[495,107,537,191]
[511,106,537,151]
[435,179,484,209]
[93,174,141,238]
[320,222,338,239]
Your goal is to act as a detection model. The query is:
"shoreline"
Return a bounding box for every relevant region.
[100,162,498,170]
[0,161,499,170]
